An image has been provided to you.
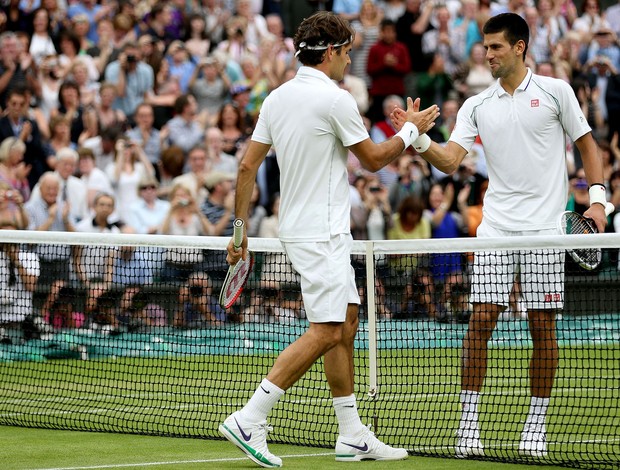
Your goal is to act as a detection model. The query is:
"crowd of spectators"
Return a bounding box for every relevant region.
[0,0,620,338]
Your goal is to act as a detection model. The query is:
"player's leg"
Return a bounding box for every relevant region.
[219,322,344,468]
[456,301,502,458]
[518,308,557,458]
[461,303,503,391]
[528,309,558,399]
[324,303,358,397]
[457,223,516,458]
[326,303,408,462]
[220,235,352,467]
[518,245,563,458]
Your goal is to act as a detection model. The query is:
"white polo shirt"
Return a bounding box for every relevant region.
[450,68,592,231]
[252,66,370,242]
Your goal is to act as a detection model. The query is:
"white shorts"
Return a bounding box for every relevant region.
[282,234,360,323]
[470,220,565,310]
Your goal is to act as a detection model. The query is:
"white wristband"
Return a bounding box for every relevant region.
[589,184,606,207]
[413,133,431,153]
[395,122,419,149]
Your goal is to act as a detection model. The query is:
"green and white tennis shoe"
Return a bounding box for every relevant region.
[335,426,408,461]
[219,411,282,468]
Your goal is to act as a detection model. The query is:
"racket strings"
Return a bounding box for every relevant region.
[561,213,602,269]
[563,213,597,235]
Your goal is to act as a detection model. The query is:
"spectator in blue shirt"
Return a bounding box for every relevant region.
[104,42,154,119]
[111,226,155,286]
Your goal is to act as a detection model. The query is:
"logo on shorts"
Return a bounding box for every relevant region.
[544,293,561,302]
[531,99,540,107]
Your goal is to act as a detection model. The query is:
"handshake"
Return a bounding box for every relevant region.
[391,97,438,153]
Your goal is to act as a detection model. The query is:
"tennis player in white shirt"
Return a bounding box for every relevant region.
[393,12,608,460]
[220,10,439,468]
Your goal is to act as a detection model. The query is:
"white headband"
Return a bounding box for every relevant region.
[295,35,353,57]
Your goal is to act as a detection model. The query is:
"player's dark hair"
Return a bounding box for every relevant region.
[294,11,355,66]
[483,13,529,60]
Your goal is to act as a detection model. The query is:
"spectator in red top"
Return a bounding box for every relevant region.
[366,19,411,124]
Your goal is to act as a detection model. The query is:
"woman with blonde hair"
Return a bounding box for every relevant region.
[0,137,31,203]
[350,0,383,87]
[0,181,28,230]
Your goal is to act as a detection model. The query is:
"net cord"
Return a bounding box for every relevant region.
[1,230,619,254]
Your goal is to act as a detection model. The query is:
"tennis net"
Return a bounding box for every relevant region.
[0,229,618,469]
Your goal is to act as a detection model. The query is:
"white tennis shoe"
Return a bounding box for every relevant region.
[455,423,484,458]
[335,426,408,461]
[219,411,282,468]
[519,424,548,458]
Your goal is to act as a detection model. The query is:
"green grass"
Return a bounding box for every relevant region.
[0,344,618,468]
[0,425,573,469]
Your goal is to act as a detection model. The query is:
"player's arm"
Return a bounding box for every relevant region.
[228,140,271,264]
[410,140,468,174]
[349,97,440,172]
[577,132,608,232]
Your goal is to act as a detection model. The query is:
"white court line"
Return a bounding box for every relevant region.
[27,452,334,470]
[411,435,620,452]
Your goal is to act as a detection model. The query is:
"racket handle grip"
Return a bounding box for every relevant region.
[233,219,244,249]
[605,202,615,216]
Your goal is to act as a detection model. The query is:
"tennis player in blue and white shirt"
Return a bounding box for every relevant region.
[220,10,439,468]
[393,12,608,461]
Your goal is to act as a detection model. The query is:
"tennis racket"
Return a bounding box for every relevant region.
[557,202,615,270]
[219,219,254,309]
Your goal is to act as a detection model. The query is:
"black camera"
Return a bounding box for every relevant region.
[189,285,204,297]
[369,186,381,193]
[126,54,137,63]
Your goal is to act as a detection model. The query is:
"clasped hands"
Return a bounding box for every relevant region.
[390,97,439,136]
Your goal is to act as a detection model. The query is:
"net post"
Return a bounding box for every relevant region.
[365,241,378,401]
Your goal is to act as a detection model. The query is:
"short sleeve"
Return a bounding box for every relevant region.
[329,91,369,147]
[252,96,273,145]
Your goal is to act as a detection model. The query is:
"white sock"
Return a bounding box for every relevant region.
[525,396,549,428]
[333,394,365,438]
[460,390,480,428]
[239,378,284,424]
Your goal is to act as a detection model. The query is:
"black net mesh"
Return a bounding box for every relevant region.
[0,232,618,469]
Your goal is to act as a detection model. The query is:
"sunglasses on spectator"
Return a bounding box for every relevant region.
[140,185,157,190]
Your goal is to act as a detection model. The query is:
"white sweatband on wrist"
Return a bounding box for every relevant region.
[589,184,607,207]
[395,122,419,149]
[413,133,432,153]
